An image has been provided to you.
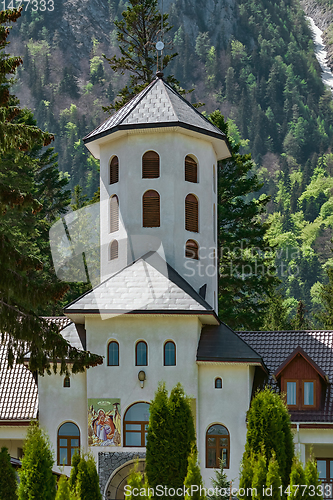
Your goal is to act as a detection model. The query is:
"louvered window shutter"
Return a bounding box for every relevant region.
[143,190,160,227]
[142,151,160,178]
[185,239,199,260]
[185,156,198,183]
[110,240,118,260]
[110,156,119,184]
[185,194,198,232]
[110,195,119,233]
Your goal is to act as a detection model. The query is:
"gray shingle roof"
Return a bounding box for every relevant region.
[83,76,226,144]
[64,251,214,315]
[197,323,266,366]
[238,330,333,422]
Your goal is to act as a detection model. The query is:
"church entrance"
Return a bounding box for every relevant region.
[105,459,146,500]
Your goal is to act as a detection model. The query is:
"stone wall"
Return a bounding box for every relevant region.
[98,451,146,496]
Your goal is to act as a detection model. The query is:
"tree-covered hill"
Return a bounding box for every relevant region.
[8,0,333,324]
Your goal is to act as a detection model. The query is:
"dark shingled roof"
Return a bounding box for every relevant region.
[197,323,266,367]
[237,330,333,423]
[83,76,226,144]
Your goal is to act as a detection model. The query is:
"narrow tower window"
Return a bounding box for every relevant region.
[164,341,176,366]
[136,341,148,366]
[109,240,118,260]
[185,194,199,232]
[142,151,160,178]
[143,190,160,227]
[108,341,119,366]
[110,156,119,184]
[110,195,119,233]
[215,377,222,389]
[185,155,198,183]
[185,239,199,260]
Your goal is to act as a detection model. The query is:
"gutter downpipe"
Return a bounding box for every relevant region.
[296,423,300,455]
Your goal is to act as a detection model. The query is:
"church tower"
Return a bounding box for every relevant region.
[84,73,230,312]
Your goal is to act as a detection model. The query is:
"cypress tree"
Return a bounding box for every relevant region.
[266,452,282,500]
[289,458,306,500]
[18,423,56,500]
[184,448,205,500]
[304,458,322,500]
[55,476,76,500]
[239,454,255,500]
[126,461,148,500]
[0,447,18,500]
[243,388,294,488]
[68,451,81,492]
[252,453,267,500]
[75,454,101,500]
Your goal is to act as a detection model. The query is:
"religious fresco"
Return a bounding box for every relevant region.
[88,398,121,446]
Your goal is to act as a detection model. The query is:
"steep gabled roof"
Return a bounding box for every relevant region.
[274,345,328,382]
[197,323,267,370]
[64,251,217,322]
[83,76,230,159]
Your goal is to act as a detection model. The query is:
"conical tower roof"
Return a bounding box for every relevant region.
[83,75,230,160]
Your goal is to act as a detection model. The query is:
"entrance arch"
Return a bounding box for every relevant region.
[104,459,146,500]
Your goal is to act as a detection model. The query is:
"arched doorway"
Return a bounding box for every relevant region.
[105,459,145,499]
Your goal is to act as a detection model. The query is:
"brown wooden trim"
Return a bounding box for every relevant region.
[57,424,80,466]
[135,341,148,366]
[164,341,176,366]
[0,421,31,426]
[291,424,333,429]
[107,341,119,366]
[123,402,150,447]
[185,194,199,233]
[185,155,198,183]
[143,190,160,227]
[142,151,160,179]
[63,376,70,388]
[284,379,299,408]
[302,379,316,408]
[275,346,327,382]
[206,424,230,469]
[110,156,119,184]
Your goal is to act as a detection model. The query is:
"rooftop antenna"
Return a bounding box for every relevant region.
[156,0,164,74]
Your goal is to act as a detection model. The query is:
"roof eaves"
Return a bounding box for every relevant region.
[274,345,328,382]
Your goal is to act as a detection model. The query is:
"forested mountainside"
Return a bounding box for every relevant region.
[8,0,333,323]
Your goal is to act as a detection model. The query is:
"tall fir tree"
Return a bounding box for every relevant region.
[18,423,56,500]
[184,448,205,500]
[0,447,18,500]
[208,459,230,500]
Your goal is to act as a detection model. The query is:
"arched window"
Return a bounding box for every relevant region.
[57,422,80,466]
[185,155,198,183]
[108,341,119,366]
[143,190,160,227]
[110,156,119,184]
[110,195,119,233]
[142,151,160,178]
[136,341,148,366]
[185,194,199,233]
[63,377,70,388]
[124,402,150,447]
[206,424,230,468]
[109,240,118,260]
[185,239,199,260]
[215,377,222,389]
[164,341,176,366]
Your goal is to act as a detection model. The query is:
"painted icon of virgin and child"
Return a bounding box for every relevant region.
[92,402,120,446]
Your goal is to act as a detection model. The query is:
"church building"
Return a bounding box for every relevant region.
[2,73,333,499]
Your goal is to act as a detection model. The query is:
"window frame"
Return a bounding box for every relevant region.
[185,194,199,233]
[57,422,80,466]
[285,379,298,407]
[142,190,160,228]
[206,424,230,469]
[164,341,176,366]
[215,377,222,389]
[107,340,119,366]
[185,239,199,260]
[142,151,160,179]
[302,380,316,408]
[63,377,70,388]
[110,195,119,233]
[136,341,148,366]
[185,155,198,183]
[109,240,119,260]
[123,402,150,447]
[109,156,119,185]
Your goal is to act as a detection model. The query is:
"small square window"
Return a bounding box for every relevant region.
[287,381,297,405]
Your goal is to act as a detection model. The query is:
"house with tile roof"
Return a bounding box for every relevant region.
[4,74,333,497]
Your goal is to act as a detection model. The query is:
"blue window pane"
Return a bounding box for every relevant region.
[215,378,222,389]
[287,382,296,405]
[124,403,150,422]
[304,382,314,405]
[126,433,141,446]
[318,460,326,479]
[108,342,119,366]
[164,342,176,366]
[59,439,67,446]
[136,342,147,366]
[59,448,67,465]
[58,422,80,436]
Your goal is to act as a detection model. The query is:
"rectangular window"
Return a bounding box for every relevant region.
[304,382,314,406]
[287,381,297,405]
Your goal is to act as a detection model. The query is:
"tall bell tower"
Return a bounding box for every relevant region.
[83,73,230,312]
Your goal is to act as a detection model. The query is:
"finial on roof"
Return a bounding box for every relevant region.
[156,70,164,79]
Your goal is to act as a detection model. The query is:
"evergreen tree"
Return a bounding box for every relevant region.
[18,423,56,500]
[55,475,76,500]
[252,453,267,500]
[317,266,333,328]
[208,459,230,500]
[243,388,294,488]
[289,458,306,500]
[103,0,178,111]
[68,451,81,492]
[125,461,149,500]
[0,447,18,500]
[239,454,255,500]
[304,457,322,500]
[0,8,103,374]
[184,448,205,500]
[74,454,102,500]
[266,452,282,500]
[209,110,279,330]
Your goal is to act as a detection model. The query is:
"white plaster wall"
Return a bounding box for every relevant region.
[198,363,253,489]
[39,369,87,476]
[99,129,218,310]
[85,314,202,465]
[0,427,27,458]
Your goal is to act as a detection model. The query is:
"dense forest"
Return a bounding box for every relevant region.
[7,0,333,326]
